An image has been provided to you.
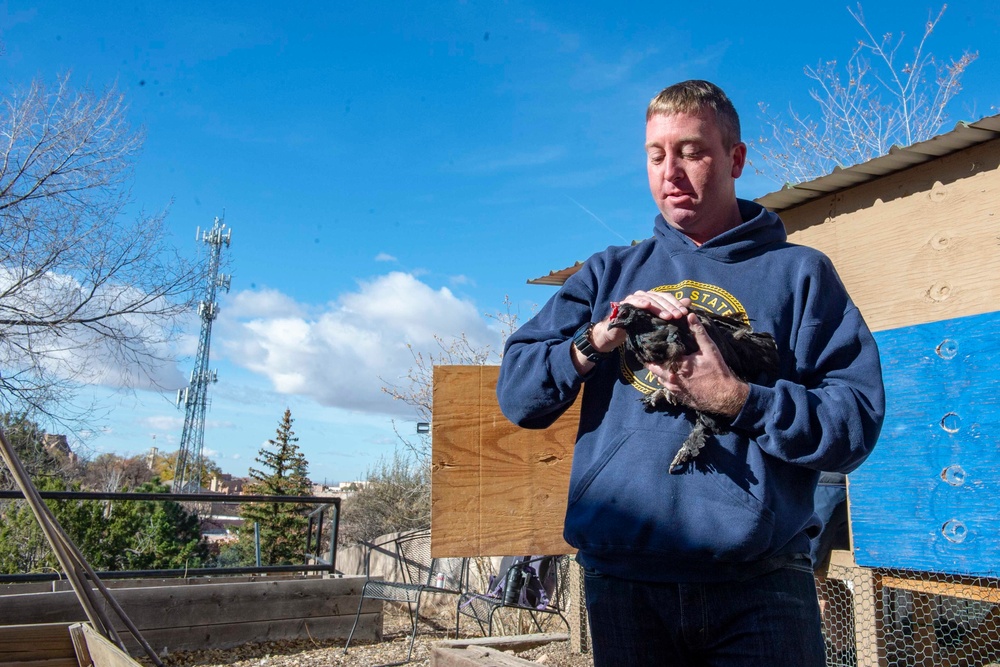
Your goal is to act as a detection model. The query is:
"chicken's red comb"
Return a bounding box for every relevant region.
[609,301,621,321]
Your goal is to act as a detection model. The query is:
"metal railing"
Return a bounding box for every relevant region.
[0,489,340,583]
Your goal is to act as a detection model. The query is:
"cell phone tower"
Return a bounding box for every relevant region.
[173,217,232,493]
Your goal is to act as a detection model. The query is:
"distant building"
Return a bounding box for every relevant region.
[42,434,77,463]
[311,480,368,498]
[209,473,246,495]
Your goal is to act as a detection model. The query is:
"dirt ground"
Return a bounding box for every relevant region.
[156,603,595,667]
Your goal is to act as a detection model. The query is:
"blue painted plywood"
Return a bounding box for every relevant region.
[850,310,1000,577]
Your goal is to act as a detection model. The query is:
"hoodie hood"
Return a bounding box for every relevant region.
[653,199,788,263]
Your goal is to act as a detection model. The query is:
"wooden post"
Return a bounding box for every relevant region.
[567,559,589,654]
[852,568,884,667]
[828,551,885,667]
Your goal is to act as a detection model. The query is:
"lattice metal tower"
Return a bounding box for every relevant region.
[173,217,232,492]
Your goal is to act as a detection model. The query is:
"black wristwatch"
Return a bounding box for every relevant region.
[572,322,610,362]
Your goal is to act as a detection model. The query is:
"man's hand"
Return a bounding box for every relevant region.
[644,312,749,417]
[571,290,690,374]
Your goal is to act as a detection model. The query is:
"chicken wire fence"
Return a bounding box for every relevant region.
[456,556,1000,665]
[820,559,1000,667]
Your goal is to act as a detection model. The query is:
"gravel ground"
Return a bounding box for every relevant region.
[156,604,594,667]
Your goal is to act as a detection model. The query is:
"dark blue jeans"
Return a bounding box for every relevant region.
[584,563,825,666]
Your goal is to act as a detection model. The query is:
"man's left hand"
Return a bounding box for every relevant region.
[645,312,750,417]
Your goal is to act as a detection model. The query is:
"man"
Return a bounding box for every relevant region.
[496,80,884,666]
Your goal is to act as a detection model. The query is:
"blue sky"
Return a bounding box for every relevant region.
[1,1,997,484]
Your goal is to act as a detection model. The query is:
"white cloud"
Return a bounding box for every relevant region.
[142,415,185,431]
[224,288,306,319]
[375,253,397,262]
[0,265,190,393]
[218,272,500,416]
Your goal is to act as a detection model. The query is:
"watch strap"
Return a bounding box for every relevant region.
[572,322,609,362]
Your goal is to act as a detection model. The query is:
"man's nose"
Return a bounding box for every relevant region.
[663,155,684,182]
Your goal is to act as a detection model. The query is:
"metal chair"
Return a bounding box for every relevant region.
[344,528,461,665]
[455,554,570,637]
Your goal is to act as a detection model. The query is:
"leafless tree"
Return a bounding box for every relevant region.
[338,449,431,545]
[750,4,978,185]
[340,298,526,542]
[0,76,204,423]
[380,295,524,463]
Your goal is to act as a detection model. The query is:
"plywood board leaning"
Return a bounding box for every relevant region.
[70,623,142,667]
[431,365,579,558]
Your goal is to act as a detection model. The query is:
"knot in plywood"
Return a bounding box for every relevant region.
[930,181,948,201]
[930,232,954,250]
[926,282,953,302]
[941,464,966,487]
[941,519,969,544]
[936,339,959,359]
[940,412,962,434]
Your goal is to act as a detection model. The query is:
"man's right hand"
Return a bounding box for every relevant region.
[571,290,691,373]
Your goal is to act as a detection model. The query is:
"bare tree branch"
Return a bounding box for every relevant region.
[343,297,530,542]
[0,76,205,426]
[750,4,978,186]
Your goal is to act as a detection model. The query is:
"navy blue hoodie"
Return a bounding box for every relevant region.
[497,200,885,583]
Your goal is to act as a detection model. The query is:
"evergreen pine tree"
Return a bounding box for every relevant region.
[237,409,312,565]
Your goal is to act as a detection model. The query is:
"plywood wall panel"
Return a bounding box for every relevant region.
[781,139,1000,333]
[850,310,1000,576]
[431,366,578,557]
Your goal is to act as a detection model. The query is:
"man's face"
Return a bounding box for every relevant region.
[645,110,747,244]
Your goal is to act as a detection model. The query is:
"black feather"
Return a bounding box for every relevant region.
[608,302,780,472]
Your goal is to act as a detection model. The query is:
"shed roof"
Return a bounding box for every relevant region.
[528,113,1000,286]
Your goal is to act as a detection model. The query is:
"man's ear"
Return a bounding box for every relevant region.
[731,142,747,178]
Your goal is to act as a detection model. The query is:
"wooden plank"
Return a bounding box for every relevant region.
[68,624,90,667]
[881,575,1000,604]
[0,583,58,596]
[436,633,568,652]
[566,559,588,654]
[0,577,375,629]
[781,138,1000,333]
[105,579,373,629]
[851,311,1000,576]
[117,613,378,654]
[77,624,141,667]
[432,366,579,557]
[0,623,74,660]
[431,645,540,667]
[0,660,78,667]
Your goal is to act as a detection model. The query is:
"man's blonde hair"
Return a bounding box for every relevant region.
[646,80,741,148]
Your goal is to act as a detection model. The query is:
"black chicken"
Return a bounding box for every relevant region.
[607,301,780,473]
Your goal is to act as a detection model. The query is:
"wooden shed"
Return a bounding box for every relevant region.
[431,114,1000,579]
[758,114,1000,578]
